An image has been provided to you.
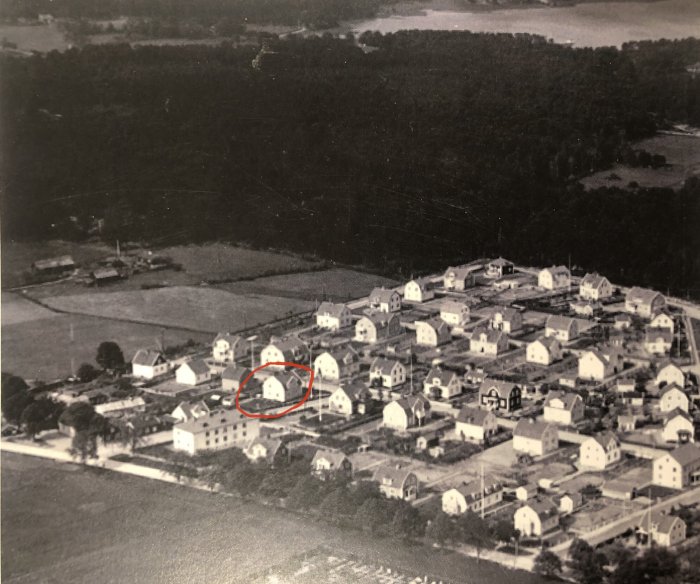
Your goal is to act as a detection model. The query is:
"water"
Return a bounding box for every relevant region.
[352,0,700,47]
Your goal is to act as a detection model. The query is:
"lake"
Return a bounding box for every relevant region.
[352,0,700,47]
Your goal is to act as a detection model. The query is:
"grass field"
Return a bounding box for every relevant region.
[1,294,60,326]
[1,452,548,584]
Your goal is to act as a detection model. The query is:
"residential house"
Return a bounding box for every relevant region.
[315,302,353,331]
[625,287,666,318]
[313,347,359,382]
[173,408,259,455]
[455,407,498,442]
[515,484,538,502]
[663,409,695,443]
[404,278,435,303]
[176,360,212,386]
[526,337,562,366]
[651,310,675,333]
[354,312,402,343]
[538,266,571,290]
[579,273,614,301]
[423,367,462,400]
[212,333,246,363]
[245,438,288,465]
[579,432,621,470]
[416,430,442,451]
[543,391,585,426]
[94,396,147,418]
[644,328,673,355]
[442,476,503,516]
[614,314,633,330]
[440,300,471,327]
[638,511,686,547]
[570,300,601,318]
[383,395,430,431]
[616,377,637,394]
[558,493,583,514]
[578,349,622,381]
[260,338,307,369]
[478,379,522,412]
[487,258,514,278]
[170,400,210,423]
[369,358,406,389]
[221,366,252,392]
[311,449,352,479]
[620,391,645,407]
[262,371,305,402]
[131,349,169,379]
[545,315,579,343]
[652,443,700,489]
[513,419,558,456]
[328,381,372,417]
[659,384,689,413]
[415,318,451,347]
[470,327,508,356]
[490,307,522,334]
[369,288,401,313]
[617,414,637,433]
[374,464,419,501]
[656,362,686,389]
[443,266,475,291]
[514,499,559,537]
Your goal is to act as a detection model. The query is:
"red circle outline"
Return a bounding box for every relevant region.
[235,361,315,419]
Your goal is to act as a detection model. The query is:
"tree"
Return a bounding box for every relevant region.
[568,538,607,584]
[59,402,97,433]
[96,341,125,370]
[319,486,354,522]
[491,518,518,545]
[77,362,99,383]
[2,390,34,425]
[426,511,455,547]
[1,373,28,406]
[354,497,394,535]
[610,547,678,584]
[458,511,493,561]
[69,430,98,463]
[390,503,424,539]
[20,398,63,439]
[534,550,562,578]
[285,474,322,510]
[169,451,195,483]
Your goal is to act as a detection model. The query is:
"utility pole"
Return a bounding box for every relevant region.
[409,341,414,393]
[481,463,485,520]
[247,335,257,369]
[647,487,652,549]
[70,320,75,377]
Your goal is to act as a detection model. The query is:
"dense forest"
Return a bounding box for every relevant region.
[1,32,699,295]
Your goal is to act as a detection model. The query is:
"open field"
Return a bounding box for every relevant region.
[1,293,60,326]
[41,286,315,332]
[1,308,211,380]
[216,268,398,302]
[0,23,70,52]
[1,452,547,584]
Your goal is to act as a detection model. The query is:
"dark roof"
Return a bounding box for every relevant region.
[132,349,165,367]
[181,359,210,376]
[456,407,491,425]
[514,419,554,440]
[668,443,700,466]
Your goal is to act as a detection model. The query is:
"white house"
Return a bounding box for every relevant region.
[404,278,435,303]
[626,287,666,318]
[369,357,406,389]
[652,443,700,489]
[374,465,419,501]
[212,333,247,363]
[545,315,579,343]
[570,300,601,318]
[369,288,401,313]
[260,337,307,369]
[526,337,562,366]
[442,476,503,516]
[415,318,451,347]
[486,258,514,278]
[579,432,621,470]
[614,314,633,330]
[455,407,498,442]
[173,408,259,455]
[443,266,475,291]
[221,365,252,392]
[245,438,287,465]
[170,400,210,423]
[578,349,622,381]
[659,384,689,413]
[478,379,522,412]
[490,307,522,334]
[311,449,352,478]
[514,500,559,537]
[543,391,585,426]
[354,312,402,343]
[131,349,170,379]
[262,371,305,402]
[638,511,687,547]
[558,493,582,514]
[644,328,673,355]
[651,311,675,333]
[383,395,430,431]
[470,327,508,356]
[313,347,359,382]
[579,273,614,301]
[176,360,211,386]
[515,484,538,502]
[656,362,686,388]
[328,382,372,417]
[513,419,558,456]
[315,302,353,331]
[423,367,462,400]
[663,409,695,443]
[94,396,146,418]
[616,377,636,394]
[440,300,470,327]
[538,266,571,290]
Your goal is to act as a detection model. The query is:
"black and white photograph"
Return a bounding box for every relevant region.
[1,0,699,582]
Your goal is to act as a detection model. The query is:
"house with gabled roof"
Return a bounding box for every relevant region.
[172,408,259,455]
[94,396,146,418]
[316,302,352,331]
[369,287,401,313]
[442,476,503,516]
[423,367,461,400]
[369,357,406,389]
[212,333,246,363]
[329,381,372,417]
[638,511,686,547]
[415,318,451,347]
[221,365,252,392]
[543,391,584,426]
[558,493,583,514]
[545,315,579,343]
[659,384,689,413]
[578,348,622,381]
[176,360,211,386]
[487,258,514,278]
[490,306,522,334]
[478,379,521,412]
[526,337,562,366]
[170,400,210,423]
[311,449,352,479]
[653,443,700,489]
[644,327,673,355]
[245,438,288,465]
[570,300,601,318]
[440,300,471,327]
[514,499,559,536]
[131,349,169,379]
[455,407,498,442]
[313,346,359,381]
[374,464,419,501]
[354,312,402,343]
[656,361,686,389]
[470,327,508,356]
[579,272,614,301]
[262,371,305,402]
[538,266,571,290]
[260,337,307,369]
[383,395,430,431]
[614,313,633,330]
[579,432,620,470]
[513,419,558,456]
[404,277,435,303]
[663,409,695,443]
[443,266,475,291]
[626,287,666,318]
[650,310,675,333]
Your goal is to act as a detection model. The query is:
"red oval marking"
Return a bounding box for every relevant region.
[235,361,315,419]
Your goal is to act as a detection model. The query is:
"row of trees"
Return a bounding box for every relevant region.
[1,373,64,438]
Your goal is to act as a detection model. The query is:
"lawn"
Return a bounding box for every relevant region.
[40,286,315,333]
[1,452,548,584]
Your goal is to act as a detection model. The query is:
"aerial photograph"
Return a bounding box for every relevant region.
[1,0,699,582]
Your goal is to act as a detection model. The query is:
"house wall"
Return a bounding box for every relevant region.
[173,419,258,455]
[355,319,378,343]
[133,362,169,379]
[663,418,695,442]
[329,391,353,416]
[527,343,552,365]
[660,390,689,413]
[383,402,409,430]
